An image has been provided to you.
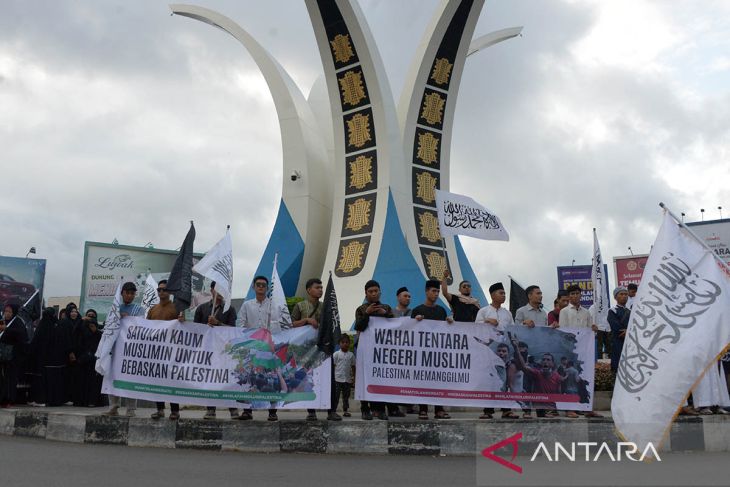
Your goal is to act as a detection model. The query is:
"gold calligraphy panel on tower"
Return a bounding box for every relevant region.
[413,207,442,246]
[335,237,371,277]
[337,67,369,110]
[417,88,447,130]
[341,193,376,237]
[343,108,376,152]
[346,150,377,194]
[419,248,451,283]
[413,167,439,207]
[430,58,453,86]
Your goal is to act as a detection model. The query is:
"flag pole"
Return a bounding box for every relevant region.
[266,253,277,330]
[5,289,40,328]
[660,202,730,272]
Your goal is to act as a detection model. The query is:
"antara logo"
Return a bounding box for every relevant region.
[481,433,661,474]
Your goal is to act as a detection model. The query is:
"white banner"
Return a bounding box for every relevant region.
[192,231,234,311]
[356,317,594,410]
[102,317,331,409]
[612,211,730,452]
[95,282,122,376]
[435,189,509,241]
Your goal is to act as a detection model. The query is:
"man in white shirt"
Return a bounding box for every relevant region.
[475,282,514,331]
[559,284,602,418]
[626,283,638,309]
[515,285,548,328]
[238,275,282,333]
[237,275,279,421]
[558,285,594,329]
[475,282,515,419]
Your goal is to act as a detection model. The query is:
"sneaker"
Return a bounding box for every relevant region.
[267,413,278,422]
[378,413,389,421]
[102,407,119,417]
[361,411,373,420]
[125,410,136,418]
[203,411,216,420]
[697,407,714,415]
[169,412,180,420]
[327,412,342,421]
[343,411,351,417]
[151,410,165,420]
[229,410,239,419]
[306,412,318,421]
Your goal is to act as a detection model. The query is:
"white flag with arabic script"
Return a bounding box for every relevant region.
[141,274,160,317]
[591,229,609,330]
[435,190,509,241]
[612,211,730,454]
[94,282,122,376]
[193,231,234,311]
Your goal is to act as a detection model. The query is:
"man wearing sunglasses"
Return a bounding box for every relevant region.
[441,269,480,323]
[237,275,279,421]
[146,280,183,420]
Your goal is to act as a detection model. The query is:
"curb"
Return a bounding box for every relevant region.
[0,409,728,455]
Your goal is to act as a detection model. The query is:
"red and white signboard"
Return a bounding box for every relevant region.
[613,254,649,287]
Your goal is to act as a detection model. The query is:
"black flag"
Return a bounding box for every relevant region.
[509,278,528,318]
[167,222,196,313]
[317,274,341,356]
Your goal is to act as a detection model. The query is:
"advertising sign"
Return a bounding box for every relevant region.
[556,264,609,308]
[613,254,649,288]
[80,242,205,322]
[687,218,730,265]
[0,255,46,307]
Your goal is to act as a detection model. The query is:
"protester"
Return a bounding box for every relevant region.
[291,278,341,421]
[332,335,355,417]
[607,287,630,373]
[104,281,144,417]
[148,280,183,420]
[392,287,412,318]
[558,284,603,418]
[692,360,730,415]
[237,276,279,421]
[30,307,72,406]
[195,282,239,420]
[441,269,480,322]
[354,279,393,420]
[475,282,515,419]
[72,310,104,407]
[547,290,568,327]
[515,285,547,328]
[0,303,29,407]
[626,283,638,309]
[411,280,453,420]
[392,287,416,414]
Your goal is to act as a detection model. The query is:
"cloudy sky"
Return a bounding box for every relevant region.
[2,0,729,304]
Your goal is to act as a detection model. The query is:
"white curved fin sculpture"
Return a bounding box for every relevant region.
[170,4,332,298]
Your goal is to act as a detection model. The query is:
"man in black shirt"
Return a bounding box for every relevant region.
[354,280,393,420]
[412,280,453,420]
[441,269,480,322]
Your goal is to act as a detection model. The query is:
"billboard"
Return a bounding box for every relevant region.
[687,218,730,266]
[556,264,610,308]
[79,242,207,322]
[0,255,46,308]
[613,254,649,287]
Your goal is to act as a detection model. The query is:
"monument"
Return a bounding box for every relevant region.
[171,1,521,325]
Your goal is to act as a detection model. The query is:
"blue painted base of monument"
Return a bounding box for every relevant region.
[1,407,728,455]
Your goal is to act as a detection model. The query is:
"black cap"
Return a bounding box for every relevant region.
[396,287,409,296]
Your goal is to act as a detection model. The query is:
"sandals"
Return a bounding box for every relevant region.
[585,411,603,418]
[501,411,519,419]
[522,413,533,419]
[267,413,279,422]
[565,411,580,418]
[478,413,493,419]
[418,412,429,420]
[169,412,180,421]
[237,411,253,420]
[435,411,451,419]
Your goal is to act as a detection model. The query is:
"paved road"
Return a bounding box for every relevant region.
[1,436,726,487]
